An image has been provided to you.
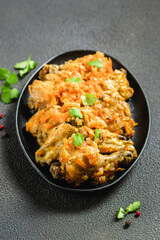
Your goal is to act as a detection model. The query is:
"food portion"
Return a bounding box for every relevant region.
[26,52,137,186]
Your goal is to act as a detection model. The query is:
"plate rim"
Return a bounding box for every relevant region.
[16,49,151,192]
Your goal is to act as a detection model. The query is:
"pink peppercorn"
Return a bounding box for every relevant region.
[0,125,4,130]
[0,113,3,118]
[136,211,141,217]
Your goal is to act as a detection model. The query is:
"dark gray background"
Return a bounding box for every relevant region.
[0,0,160,239]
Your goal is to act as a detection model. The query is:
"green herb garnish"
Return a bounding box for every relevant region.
[82,93,97,106]
[1,82,11,91]
[0,54,37,104]
[126,201,141,213]
[88,60,103,68]
[14,54,38,77]
[0,67,19,104]
[94,129,100,141]
[69,107,83,119]
[73,133,84,147]
[0,68,10,80]
[66,77,82,82]
[117,207,126,219]
[6,73,18,85]
[1,88,20,104]
[116,201,141,220]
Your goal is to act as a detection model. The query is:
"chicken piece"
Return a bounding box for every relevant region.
[50,128,137,186]
[26,107,71,145]
[28,80,59,110]
[50,136,100,185]
[93,149,136,184]
[26,106,97,146]
[35,123,78,166]
[94,98,136,138]
[97,129,137,159]
[39,64,59,81]
[109,70,134,100]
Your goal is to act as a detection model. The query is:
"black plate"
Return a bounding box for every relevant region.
[16,50,151,192]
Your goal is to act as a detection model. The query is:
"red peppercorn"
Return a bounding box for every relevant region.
[136,211,141,217]
[0,113,3,118]
[0,125,4,130]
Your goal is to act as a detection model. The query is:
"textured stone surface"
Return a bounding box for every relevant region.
[0,0,160,239]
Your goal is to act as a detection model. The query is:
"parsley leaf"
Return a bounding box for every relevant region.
[1,90,12,104]
[1,82,11,91]
[66,77,82,82]
[14,60,37,70]
[94,129,100,141]
[88,60,103,68]
[116,201,141,220]
[0,68,10,80]
[19,65,30,77]
[6,73,18,85]
[82,93,97,106]
[29,60,38,69]
[0,68,19,104]
[116,207,126,219]
[0,57,37,104]
[10,88,20,99]
[1,88,20,104]
[15,54,38,77]
[19,54,31,77]
[73,133,84,147]
[69,107,83,119]
[126,201,141,213]
[14,61,28,69]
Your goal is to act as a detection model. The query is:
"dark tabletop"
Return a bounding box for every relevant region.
[0,0,160,239]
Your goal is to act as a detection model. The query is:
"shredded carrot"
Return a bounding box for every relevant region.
[76,159,87,169]
[37,150,45,156]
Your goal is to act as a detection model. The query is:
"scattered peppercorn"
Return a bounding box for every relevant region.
[124,221,131,229]
[0,124,4,130]
[136,211,141,217]
[0,113,3,118]
[1,131,8,138]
